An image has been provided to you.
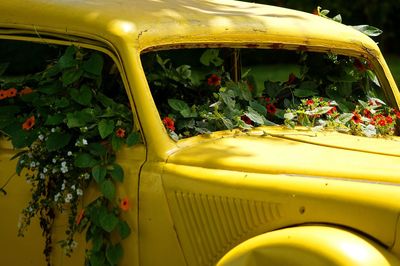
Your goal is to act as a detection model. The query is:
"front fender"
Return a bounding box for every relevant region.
[217,225,400,266]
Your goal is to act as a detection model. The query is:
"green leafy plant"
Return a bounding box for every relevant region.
[0,45,139,265]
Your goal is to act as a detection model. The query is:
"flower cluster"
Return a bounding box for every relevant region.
[284,97,399,137]
[0,46,139,266]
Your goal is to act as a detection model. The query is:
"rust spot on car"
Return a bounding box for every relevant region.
[246,44,259,48]
[270,43,283,49]
[298,45,308,51]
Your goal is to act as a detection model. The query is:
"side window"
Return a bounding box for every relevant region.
[0,40,140,264]
[142,47,398,139]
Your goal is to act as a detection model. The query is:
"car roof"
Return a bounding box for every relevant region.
[0,0,379,54]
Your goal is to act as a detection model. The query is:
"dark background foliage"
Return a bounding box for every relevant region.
[243,0,400,54]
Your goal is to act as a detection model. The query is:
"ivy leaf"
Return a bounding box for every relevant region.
[126,131,140,146]
[111,134,124,151]
[74,153,98,168]
[117,221,131,240]
[45,114,64,126]
[83,53,104,76]
[92,165,107,184]
[70,85,92,106]
[61,68,83,85]
[88,143,108,157]
[106,243,123,265]
[110,164,124,182]
[100,179,116,200]
[200,49,223,66]
[168,99,191,116]
[244,107,264,125]
[91,234,103,252]
[58,46,76,70]
[352,25,383,37]
[90,252,106,266]
[98,119,115,139]
[99,211,119,232]
[46,132,72,151]
[67,109,96,128]
[249,101,267,116]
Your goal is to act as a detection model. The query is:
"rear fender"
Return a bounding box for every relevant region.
[217,225,400,266]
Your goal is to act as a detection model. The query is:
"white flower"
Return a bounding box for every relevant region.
[54,193,61,201]
[83,173,90,180]
[61,183,65,190]
[51,128,56,132]
[38,135,44,141]
[71,185,76,190]
[52,168,58,174]
[362,124,377,137]
[39,173,45,180]
[284,112,295,120]
[67,151,72,156]
[30,162,36,168]
[65,193,73,203]
[60,161,68,173]
[76,188,83,196]
[43,167,48,173]
[71,241,78,249]
[82,139,88,145]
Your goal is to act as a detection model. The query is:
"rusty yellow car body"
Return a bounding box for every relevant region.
[1,0,400,265]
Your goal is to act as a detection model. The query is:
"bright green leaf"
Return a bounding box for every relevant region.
[45,114,64,125]
[61,69,83,85]
[352,25,383,37]
[244,107,264,125]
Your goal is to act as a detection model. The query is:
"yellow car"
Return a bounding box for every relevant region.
[1,0,400,266]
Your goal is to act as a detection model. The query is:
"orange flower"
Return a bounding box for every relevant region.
[19,87,33,95]
[22,116,35,130]
[116,128,126,138]
[120,197,130,211]
[75,209,85,225]
[6,88,17,98]
[0,90,6,100]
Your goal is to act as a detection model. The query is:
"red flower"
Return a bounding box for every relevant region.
[120,197,130,211]
[6,88,17,98]
[22,116,35,130]
[162,117,175,131]
[0,90,7,100]
[363,109,371,118]
[241,115,252,125]
[19,87,33,95]
[354,59,366,72]
[75,209,85,225]
[287,73,297,84]
[386,116,393,124]
[378,119,386,126]
[115,128,126,138]
[327,106,337,115]
[395,110,400,119]
[306,99,314,106]
[352,113,361,124]
[207,74,221,86]
[264,97,271,103]
[266,103,277,114]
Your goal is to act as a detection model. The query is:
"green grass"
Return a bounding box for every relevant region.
[386,54,400,87]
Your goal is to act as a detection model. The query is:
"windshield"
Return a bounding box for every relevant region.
[141,48,399,139]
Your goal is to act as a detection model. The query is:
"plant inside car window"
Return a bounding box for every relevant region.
[0,44,139,266]
[143,47,399,140]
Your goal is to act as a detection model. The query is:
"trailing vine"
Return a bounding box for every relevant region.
[0,45,139,265]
